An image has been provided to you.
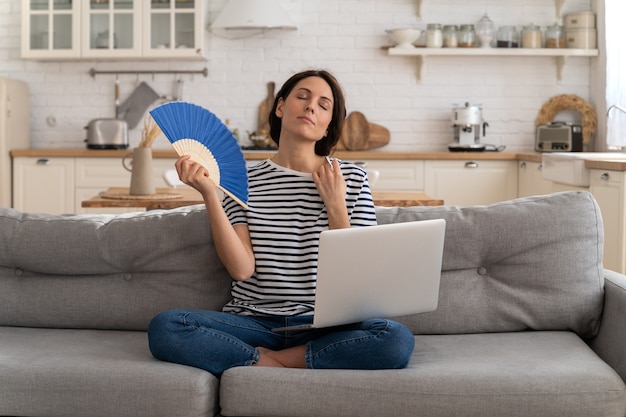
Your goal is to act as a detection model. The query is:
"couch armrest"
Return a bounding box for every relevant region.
[590,269,626,383]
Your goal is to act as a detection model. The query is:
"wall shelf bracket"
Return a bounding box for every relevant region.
[556,55,567,83]
[416,0,422,19]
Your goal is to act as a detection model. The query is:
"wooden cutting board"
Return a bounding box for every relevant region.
[257,81,275,135]
[337,111,390,150]
[340,111,370,150]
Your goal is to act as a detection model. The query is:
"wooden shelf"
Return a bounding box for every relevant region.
[387,47,599,83]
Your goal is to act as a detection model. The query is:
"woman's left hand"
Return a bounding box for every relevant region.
[313,158,350,229]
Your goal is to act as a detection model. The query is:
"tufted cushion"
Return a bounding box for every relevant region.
[376,191,605,338]
[0,206,232,330]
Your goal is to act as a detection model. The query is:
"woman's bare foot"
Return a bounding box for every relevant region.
[254,347,285,367]
[253,345,306,368]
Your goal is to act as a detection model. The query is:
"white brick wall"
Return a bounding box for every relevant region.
[0,0,595,152]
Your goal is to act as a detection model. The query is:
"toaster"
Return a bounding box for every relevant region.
[84,118,129,149]
[535,122,583,152]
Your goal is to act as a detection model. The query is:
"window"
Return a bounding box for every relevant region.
[605,0,626,148]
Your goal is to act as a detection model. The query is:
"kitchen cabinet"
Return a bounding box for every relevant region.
[22,0,204,60]
[347,159,425,192]
[13,157,74,214]
[589,169,626,274]
[424,160,517,206]
[517,161,553,197]
[21,0,81,59]
[13,155,177,214]
[74,157,176,213]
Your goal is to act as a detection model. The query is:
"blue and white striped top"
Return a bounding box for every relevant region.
[221,158,378,316]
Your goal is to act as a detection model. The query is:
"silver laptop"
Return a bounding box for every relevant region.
[272,219,446,332]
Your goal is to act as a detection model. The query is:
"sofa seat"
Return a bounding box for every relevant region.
[0,327,219,417]
[220,331,626,417]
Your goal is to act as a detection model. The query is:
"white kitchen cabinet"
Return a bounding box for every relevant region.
[141,0,203,59]
[424,160,517,206]
[518,161,553,197]
[590,169,626,274]
[13,157,75,214]
[347,159,425,192]
[73,156,177,213]
[13,155,179,215]
[21,0,81,59]
[549,182,589,193]
[22,0,204,60]
[81,0,142,58]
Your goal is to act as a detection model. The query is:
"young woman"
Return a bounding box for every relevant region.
[148,69,415,377]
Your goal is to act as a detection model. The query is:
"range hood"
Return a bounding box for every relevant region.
[209,0,297,37]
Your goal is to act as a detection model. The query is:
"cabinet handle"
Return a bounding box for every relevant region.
[600,172,610,181]
[520,162,527,169]
[464,161,479,169]
[538,163,543,171]
[36,159,50,166]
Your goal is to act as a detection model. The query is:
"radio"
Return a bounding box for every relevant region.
[535,122,583,152]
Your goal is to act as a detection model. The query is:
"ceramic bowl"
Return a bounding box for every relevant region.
[386,28,421,48]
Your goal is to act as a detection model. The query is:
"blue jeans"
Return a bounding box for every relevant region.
[147,310,415,377]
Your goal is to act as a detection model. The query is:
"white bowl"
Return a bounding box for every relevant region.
[386,28,421,48]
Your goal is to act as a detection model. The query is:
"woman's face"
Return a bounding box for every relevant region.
[275,76,334,144]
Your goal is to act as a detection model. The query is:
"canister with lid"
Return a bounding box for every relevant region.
[496,26,519,48]
[443,25,458,48]
[564,12,596,29]
[566,28,597,49]
[459,24,477,48]
[522,23,542,48]
[476,14,495,48]
[564,11,596,49]
[545,23,566,48]
[426,23,443,48]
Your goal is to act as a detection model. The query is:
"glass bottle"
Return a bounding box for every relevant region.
[443,25,458,48]
[476,14,495,48]
[545,23,566,48]
[426,23,443,48]
[522,23,542,48]
[459,24,477,48]
[496,26,519,48]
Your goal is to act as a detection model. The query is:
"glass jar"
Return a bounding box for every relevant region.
[426,23,443,48]
[443,25,458,48]
[545,23,566,48]
[496,26,519,48]
[522,23,542,48]
[476,14,495,48]
[459,24,477,48]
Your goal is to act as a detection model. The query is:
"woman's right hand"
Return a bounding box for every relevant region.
[175,155,216,196]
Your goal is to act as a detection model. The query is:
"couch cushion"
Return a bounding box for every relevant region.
[220,331,626,417]
[376,191,605,338]
[0,326,217,417]
[0,205,232,330]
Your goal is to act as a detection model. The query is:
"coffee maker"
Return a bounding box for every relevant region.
[449,102,489,152]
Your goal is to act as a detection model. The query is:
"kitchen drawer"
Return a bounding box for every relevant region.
[348,159,425,191]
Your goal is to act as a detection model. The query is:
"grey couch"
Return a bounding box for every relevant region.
[1,191,626,417]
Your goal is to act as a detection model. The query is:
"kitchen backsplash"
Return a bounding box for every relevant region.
[0,0,594,152]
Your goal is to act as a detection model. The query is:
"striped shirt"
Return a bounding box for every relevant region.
[221,158,378,317]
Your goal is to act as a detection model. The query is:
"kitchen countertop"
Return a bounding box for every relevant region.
[10,148,626,171]
[9,148,526,161]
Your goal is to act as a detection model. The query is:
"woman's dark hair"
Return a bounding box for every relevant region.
[268,69,346,156]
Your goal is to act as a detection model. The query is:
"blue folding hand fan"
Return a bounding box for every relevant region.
[149,101,248,208]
